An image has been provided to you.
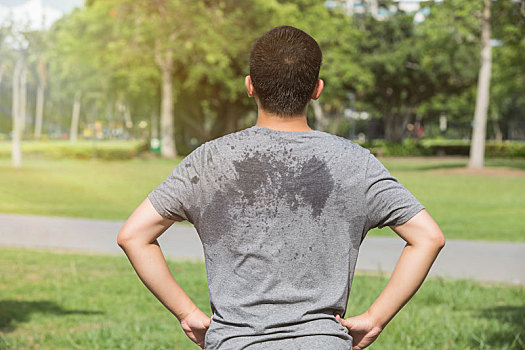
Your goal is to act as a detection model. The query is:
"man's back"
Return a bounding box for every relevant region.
[147,125,425,349]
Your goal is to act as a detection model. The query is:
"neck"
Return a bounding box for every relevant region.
[255,107,312,132]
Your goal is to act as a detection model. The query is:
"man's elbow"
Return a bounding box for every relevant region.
[427,229,446,250]
[117,228,137,249]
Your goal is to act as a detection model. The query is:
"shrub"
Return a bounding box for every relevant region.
[0,140,150,160]
[355,139,525,158]
[381,139,433,157]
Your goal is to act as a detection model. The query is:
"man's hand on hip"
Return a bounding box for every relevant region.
[336,313,383,350]
[180,307,213,349]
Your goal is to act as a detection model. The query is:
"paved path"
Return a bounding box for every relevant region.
[1,213,524,285]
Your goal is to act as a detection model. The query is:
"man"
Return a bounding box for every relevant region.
[117,25,445,350]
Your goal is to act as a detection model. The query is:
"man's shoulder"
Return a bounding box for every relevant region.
[316,131,371,156]
[188,127,371,159]
[181,128,252,162]
[202,127,253,148]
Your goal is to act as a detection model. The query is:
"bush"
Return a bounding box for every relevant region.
[355,139,525,158]
[381,139,433,157]
[484,141,525,158]
[0,140,150,160]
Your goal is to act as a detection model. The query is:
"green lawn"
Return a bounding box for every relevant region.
[368,157,525,242]
[0,247,523,349]
[0,156,186,223]
[0,156,523,241]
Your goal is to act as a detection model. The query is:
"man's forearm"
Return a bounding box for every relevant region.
[119,239,198,321]
[365,241,443,329]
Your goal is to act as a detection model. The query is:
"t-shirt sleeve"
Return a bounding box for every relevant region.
[363,151,425,232]
[147,146,203,223]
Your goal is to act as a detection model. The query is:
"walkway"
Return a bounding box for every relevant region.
[1,213,524,285]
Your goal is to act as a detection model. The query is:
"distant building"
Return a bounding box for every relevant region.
[325,0,441,21]
[0,0,83,31]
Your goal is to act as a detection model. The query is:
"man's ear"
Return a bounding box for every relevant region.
[311,79,324,100]
[245,75,256,97]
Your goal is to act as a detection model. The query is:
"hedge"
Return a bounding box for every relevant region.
[1,138,523,160]
[0,140,150,160]
[358,139,525,158]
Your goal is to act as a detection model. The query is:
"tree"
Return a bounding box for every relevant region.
[285,0,370,131]
[6,21,30,168]
[24,29,49,140]
[357,12,435,142]
[469,0,492,169]
[488,0,525,141]
[11,58,24,168]
[354,0,485,142]
[28,0,521,151]
[115,0,218,158]
[46,9,103,142]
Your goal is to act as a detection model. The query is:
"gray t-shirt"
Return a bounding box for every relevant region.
[148,125,425,349]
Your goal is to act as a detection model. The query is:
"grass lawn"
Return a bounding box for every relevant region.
[369,157,525,242]
[0,247,523,349]
[0,156,524,241]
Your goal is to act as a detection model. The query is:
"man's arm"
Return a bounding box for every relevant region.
[117,198,212,349]
[336,209,445,350]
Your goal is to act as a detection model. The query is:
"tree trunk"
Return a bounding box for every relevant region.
[151,110,159,139]
[116,100,133,140]
[70,91,81,142]
[469,0,492,169]
[0,63,4,87]
[491,109,502,142]
[209,108,227,141]
[34,79,45,140]
[160,65,176,158]
[155,37,177,158]
[12,59,23,168]
[384,112,409,142]
[208,103,246,140]
[105,101,113,138]
[19,67,27,133]
[124,103,132,139]
[34,57,46,140]
[311,100,328,131]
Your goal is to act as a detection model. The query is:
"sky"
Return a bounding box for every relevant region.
[0,0,84,30]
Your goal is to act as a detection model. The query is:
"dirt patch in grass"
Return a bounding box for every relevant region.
[428,167,525,177]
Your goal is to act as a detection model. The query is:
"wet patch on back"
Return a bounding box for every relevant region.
[231,151,335,219]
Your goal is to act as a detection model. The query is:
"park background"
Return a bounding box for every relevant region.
[0,0,524,349]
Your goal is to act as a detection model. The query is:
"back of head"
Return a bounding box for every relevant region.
[249,25,322,117]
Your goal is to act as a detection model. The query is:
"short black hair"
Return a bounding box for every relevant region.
[249,25,322,117]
